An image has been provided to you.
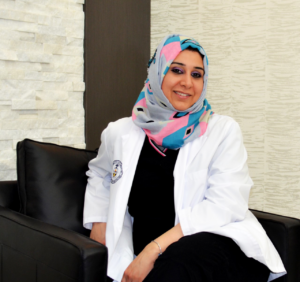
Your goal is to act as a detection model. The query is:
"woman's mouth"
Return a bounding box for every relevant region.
[174,91,191,99]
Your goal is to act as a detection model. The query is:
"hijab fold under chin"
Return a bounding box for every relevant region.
[132,34,213,154]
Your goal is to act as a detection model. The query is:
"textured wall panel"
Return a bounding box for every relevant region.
[151,0,300,219]
[264,0,300,217]
[230,0,267,212]
[0,0,85,180]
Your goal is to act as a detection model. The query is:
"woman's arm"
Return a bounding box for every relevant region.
[83,127,112,230]
[121,223,183,282]
[90,222,107,245]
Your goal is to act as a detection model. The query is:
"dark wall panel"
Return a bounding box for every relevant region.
[84,0,150,150]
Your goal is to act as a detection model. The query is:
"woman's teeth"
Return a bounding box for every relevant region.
[175,91,190,97]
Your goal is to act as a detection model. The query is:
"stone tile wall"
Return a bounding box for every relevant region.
[0,0,85,180]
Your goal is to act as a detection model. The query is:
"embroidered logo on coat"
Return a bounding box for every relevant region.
[111,160,123,184]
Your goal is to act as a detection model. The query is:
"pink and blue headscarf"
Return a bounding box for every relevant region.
[132,34,213,155]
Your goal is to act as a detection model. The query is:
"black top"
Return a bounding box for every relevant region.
[127,137,179,255]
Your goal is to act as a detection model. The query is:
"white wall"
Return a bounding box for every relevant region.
[0,0,85,180]
[151,0,300,219]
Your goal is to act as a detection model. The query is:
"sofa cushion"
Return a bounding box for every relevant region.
[17,139,97,236]
[0,181,20,212]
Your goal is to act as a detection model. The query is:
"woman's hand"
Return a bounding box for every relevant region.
[121,223,184,282]
[121,242,160,282]
[90,222,107,245]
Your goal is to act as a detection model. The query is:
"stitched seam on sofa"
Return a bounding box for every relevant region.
[1,243,77,281]
[1,243,3,282]
[24,141,28,214]
[16,141,25,214]
[24,138,97,154]
[0,215,89,278]
[16,182,22,213]
[251,209,300,223]
[23,143,27,214]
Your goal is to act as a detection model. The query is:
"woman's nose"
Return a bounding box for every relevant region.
[180,74,192,88]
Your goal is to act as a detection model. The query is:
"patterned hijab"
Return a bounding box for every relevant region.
[132,34,213,155]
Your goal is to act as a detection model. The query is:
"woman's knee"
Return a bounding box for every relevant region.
[144,256,201,282]
[164,232,231,258]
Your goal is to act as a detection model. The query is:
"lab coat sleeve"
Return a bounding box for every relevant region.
[178,120,252,236]
[83,127,112,230]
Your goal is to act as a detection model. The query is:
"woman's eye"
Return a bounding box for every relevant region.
[171,67,183,74]
[191,72,202,78]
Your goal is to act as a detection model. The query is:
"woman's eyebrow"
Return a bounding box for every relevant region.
[171,61,204,71]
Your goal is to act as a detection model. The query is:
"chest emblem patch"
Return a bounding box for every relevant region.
[111,160,123,184]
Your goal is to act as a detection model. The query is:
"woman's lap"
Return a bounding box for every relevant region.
[143,232,270,282]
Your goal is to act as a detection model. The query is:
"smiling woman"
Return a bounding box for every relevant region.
[162,49,204,111]
[83,34,286,282]
[131,36,212,151]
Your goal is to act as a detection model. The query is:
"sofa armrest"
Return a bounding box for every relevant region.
[0,206,108,282]
[0,181,20,212]
[251,209,300,282]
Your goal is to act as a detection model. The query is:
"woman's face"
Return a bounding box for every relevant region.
[161,49,204,111]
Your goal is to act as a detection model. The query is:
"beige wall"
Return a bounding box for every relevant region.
[151,0,300,219]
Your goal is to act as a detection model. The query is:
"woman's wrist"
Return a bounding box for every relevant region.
[151,240,162,255]
[92,222,107,230]
[92,222,106,226]
[145,241,161,259]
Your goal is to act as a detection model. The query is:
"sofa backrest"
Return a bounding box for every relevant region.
[17,139,97,236]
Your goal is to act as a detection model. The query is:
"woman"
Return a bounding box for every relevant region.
[83,34,286,282]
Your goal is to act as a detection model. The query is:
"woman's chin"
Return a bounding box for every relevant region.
[171,100,192,111]
[173,104,190,111]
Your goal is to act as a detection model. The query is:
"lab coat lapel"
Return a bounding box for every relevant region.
[174,136,206,224]
[174,143,188,224]
[110,124,145,251]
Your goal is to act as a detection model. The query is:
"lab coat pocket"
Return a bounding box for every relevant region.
[184,169,208,208]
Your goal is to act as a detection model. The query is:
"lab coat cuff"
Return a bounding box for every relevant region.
[83,216,108,230]
[178,208,193,236]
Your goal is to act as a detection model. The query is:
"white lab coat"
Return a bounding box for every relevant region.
[83,114,286,282]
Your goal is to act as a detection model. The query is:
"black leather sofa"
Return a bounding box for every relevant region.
[0,139,300,282]
[0,139,107,282]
